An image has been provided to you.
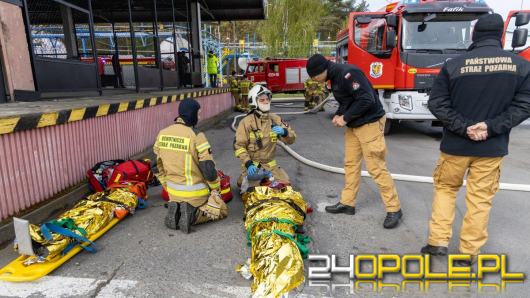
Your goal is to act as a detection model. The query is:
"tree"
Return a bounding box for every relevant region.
[260,0,326,57]
[319,0,369,40]
[217,0,370,58]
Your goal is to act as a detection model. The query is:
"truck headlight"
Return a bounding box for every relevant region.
[398,95,413,111]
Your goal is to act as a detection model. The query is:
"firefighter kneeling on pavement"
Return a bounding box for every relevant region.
[304,77,327,111]
[154,98,228,234]
[421,14,530,266]
[234,85,296,189]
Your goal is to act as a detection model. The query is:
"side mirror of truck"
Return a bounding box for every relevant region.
[357,16,372,25]
[516,13,530,27]
[386,29,397,49]
[386,14,398,27]
[512,28,528,49]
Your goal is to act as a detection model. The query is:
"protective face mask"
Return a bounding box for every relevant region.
[258,102,270,112]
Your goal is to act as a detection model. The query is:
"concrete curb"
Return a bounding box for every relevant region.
[0,107,233,247]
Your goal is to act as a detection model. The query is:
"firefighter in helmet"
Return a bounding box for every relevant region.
[304,77,328,111]
[238,75,253,111]
[234,85,296,189]
[154,98,227,234]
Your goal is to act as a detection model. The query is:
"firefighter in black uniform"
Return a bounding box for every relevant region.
[306,54,403,229]
[421,14,530,266]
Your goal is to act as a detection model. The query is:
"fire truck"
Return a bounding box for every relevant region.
[245,58,309,93]
[336,0,530,134]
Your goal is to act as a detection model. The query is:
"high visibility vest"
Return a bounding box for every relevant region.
[207,54,218,74]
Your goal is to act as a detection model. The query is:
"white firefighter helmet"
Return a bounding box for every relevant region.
[248,84,272,112]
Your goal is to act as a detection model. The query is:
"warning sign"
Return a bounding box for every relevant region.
[158,135,190,152]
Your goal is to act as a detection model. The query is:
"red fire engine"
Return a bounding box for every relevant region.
[245,58,309,93]
[337,0,529,133]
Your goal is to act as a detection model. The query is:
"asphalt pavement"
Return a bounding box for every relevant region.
[1,99,529,297]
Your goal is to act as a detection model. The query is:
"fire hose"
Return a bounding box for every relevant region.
[231,97,530,192]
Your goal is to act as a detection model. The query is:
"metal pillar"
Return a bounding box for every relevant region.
[111,22,119,58]
[22,0,39,94]
[189,0,202,86]
[152,0,163,90]
[87,0,102,95]
[60,5,78,58]
[171,0,179,87]
[0,57,7,103]
[127,0,140,92]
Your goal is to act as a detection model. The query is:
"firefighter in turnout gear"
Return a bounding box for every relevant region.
[304,77,327,111]
[229,71,243,111]
[154,98,227,234]
[421,14,530,266]
[234,85,296,189]
[239,75,253,111]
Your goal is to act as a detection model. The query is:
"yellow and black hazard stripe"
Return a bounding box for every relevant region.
[0,87,231,135]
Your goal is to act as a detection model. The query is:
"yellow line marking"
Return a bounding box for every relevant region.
[118,102,129,112]
[149,97,157,106]
[0,117,20,135]
[373,85,395,89]
[96,104,110,117]
[37,113,59,128]
[162,96,168,104]
[135,99,144,109]
[68,108,86,122]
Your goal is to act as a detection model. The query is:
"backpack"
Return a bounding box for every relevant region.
[108,181,148,200]
[108,160,153,186]
[218,170,233,203]
[87,160,125,192]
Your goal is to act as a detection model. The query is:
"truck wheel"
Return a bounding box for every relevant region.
[384,119,393,135]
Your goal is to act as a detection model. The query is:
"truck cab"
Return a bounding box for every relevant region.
[245,62,266,85]
[339,0,529,133]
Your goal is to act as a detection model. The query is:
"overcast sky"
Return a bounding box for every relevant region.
[366,0,527,19]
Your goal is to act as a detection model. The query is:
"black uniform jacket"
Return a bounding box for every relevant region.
[327,62,385,128]
[428,39,530,157]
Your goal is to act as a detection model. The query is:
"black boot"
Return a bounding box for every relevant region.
[325,202,355,215]
[420,244,448,256]
[383,209,402,229]
[165,202,180,230]
[180,202,197,234]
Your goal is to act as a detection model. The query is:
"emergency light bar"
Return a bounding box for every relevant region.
[402,0,486,4]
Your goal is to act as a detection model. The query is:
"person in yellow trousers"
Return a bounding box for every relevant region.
[304,77,327,112]
[238,75,253,111]
[229,71,243,111]
[207,50,219,87]
[234,85,296,189]
[306,54,402,229]
[154,98,227,234]
[421,14,530,266]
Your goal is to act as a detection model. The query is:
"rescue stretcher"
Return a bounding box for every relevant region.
[0,187,144,282]
[0,217,121,282]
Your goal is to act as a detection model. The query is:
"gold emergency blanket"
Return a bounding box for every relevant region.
[24,189,138,264]
[241,186,309,298]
